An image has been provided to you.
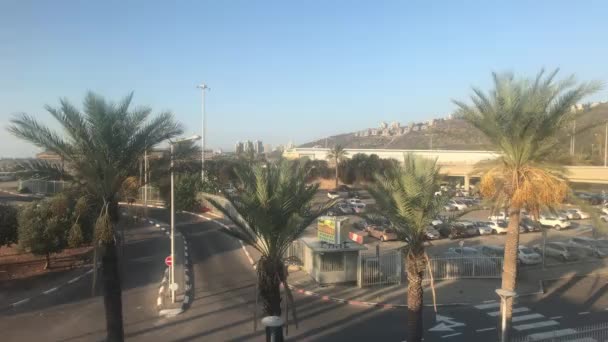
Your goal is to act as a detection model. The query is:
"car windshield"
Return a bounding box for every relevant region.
[519,247,534,254]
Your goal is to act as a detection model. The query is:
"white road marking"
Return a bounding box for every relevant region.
[476,327,496,332]
[512,313,545,322]
[12,298,30,306]
[67,276,81,284]
[488,307,530,316]
[474,302,501,310]
[482,300,497,303]
[441,333,462,338]
[43,287,58,294]
[513,320,559,331]
[525,329,576,341]
[549,316,562,320]
[578,311,590,315]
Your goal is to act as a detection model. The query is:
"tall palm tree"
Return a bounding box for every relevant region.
[367,154,446,342]
[205,160,331,318]
[454,69,601,340]
[327,144,348,188]
[8,92,181,342]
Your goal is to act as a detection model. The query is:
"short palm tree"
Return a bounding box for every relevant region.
[367,154,446,342]
[327,144,348,188]
[8,92,181,342]
[454,69,600,339]
[205,160,330,318]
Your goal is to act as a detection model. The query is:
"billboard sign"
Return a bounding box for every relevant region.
[317,218,337,244]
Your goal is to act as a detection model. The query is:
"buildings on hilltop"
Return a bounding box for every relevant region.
[235,139,266,154]
[354,117,448,138]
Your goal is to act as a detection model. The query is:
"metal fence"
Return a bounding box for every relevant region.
[285,240,304,266]
[358,250,402,287]
[513,321,608,342]
[18,179,65,195]
[138,186,162,203]
[425,256,503,281]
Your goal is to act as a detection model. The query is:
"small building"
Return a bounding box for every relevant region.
[370,128,379,136]
[381,128,391,136]
[420,124,429,131]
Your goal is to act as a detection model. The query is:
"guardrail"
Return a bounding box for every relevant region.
[513,321,608,341]
[18,179,65,195]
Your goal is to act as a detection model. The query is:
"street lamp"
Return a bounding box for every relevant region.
[169,134,201,303]
[196,84,210,181]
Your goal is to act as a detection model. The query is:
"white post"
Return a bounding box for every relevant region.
[604,122,607,168]
[198,84,209,181]
[144,149,148,216]
[170,143,176,303]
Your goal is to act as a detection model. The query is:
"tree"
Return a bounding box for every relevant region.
[205,160,331,318]
[17,200,69,269]
[0,203,18,247]
[327,144,348,188]
[367,155,446,342]
[174,173,203,211]
[8,92,181,341]
[454,69,600,340]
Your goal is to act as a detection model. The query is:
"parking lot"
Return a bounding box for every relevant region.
[311,188,607,268]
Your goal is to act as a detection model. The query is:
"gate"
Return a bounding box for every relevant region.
[357,250,401,287]
[285,240,304,266]
[425,256,503,280]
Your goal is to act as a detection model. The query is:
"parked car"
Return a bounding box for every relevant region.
[351,203,366,213]
[485,220,509,234]
[347,190,361,199]
[424,226,441,240]
[568,208,590,220]
[347,198,363,206]
[518,246,542,265]
[448,199,468,211]
[448,222,479,239]
[537,214,571,230]
[431,218,444,226]
[327,191,341,199]
[601,214,608,222]
[443,204,457,211]
[519,217,542,233]
[559,209,580,220]
[336,202,354,215]
[471,221,493,235]
[488,212,508,221]
[602,207,608,216]
[366,225,398,242]
[444,247,483,257]
[567,237,608,258]
[533,242,584,261]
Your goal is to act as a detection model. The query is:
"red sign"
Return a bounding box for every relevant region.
[165,256,173,267]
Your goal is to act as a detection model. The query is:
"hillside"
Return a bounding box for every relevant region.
[300,104,608,162]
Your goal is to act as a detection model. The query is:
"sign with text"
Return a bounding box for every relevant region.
[317,218,337,244]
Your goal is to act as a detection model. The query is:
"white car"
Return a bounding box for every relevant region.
[424,226,441,240]
[471,221,493,235]
[488,212,508,221]
[601,207,608,216]
[518,246,542,265]
[568,208,590,219]
[485,220,508,234]
[538,215,571,230]
[431,219,443,226]
[448,200,468,211]
[327,191,341,199]
[347,198,363,206]
[601,214,608,222]
[351,203,366,213]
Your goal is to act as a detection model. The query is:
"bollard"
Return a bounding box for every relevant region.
[261,316,284,342]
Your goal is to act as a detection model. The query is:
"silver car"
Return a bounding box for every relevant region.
[533,242,584,262]
[568,237,608,258]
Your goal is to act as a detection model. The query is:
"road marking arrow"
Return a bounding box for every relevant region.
[429,315,466,332]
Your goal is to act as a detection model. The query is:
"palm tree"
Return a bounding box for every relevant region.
[453,69,601,340]
[205,160,331,318]
[367,154,446,342]
[327,144,348,188]
[8,92,181,341]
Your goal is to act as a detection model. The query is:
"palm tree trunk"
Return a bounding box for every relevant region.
[334,158,339,189]
[500,207,521,341]
[45,253,51,270]
[406,251,424,342]
[258,256,283,316]
[102,242,124,342]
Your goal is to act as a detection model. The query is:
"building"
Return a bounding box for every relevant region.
[36,150,62,162]
[381,128,391,136]
[370,128,379,136]
[235,141,244,154]
[263,144,272,154]
[389,121,400,130]
[379,121,388,129]
[254,140,264,154]
[244,141,254,153]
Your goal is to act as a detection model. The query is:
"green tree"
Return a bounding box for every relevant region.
[8,92,181,341]
[67,222,84,248]
[174,173,203,211]
[327,144,348,188]
[454,69,601,339]
[206,160,331,317]
[17,200,69,269]
[367,155,446,342]
[0,203,19,247]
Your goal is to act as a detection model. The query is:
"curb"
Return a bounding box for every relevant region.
[131,214,193,318]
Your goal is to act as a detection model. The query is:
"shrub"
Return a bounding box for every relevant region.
[0,203,18,247]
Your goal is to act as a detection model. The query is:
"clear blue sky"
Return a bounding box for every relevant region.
[1,0,608,157]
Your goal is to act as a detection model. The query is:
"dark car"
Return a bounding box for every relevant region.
[348,190,361,199]
[449,222,479,239]
[519,217,541,233]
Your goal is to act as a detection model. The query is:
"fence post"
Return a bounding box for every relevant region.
[357,253,362,288]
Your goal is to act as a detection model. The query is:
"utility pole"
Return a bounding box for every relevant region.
[144,148,148,217]
[605,122,607,167]
[197,84,210,181]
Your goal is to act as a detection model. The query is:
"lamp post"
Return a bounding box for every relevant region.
[144,148,148,217]
[197,84,210,181]
[604,122,607,167]
[169,134,201,302]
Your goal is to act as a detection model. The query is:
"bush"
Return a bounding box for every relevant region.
[18,201,68,268]
[175,173,203,211]
[0,203,18,247]
[67,222,84,248]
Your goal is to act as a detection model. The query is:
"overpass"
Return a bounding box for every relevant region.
[283,147,608,186]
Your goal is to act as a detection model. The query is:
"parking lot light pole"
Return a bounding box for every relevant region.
[169,134,201,303]
[496,288,516,342]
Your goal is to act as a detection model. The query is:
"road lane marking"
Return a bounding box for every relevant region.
[526,329,576,340]
[476,327,496,332]
[11,298,30,306]
[475,302,501,310]
[578,311,590,315]
[513,320,559,331]
[43,287,58,294]
[512,313,545,322]
[488,307,530,316]
[549,316,562,320]
[441,333,462,338]
[482,300,497,303]
[68,276,81,284]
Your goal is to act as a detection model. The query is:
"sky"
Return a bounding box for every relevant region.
[1,0,608,157]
